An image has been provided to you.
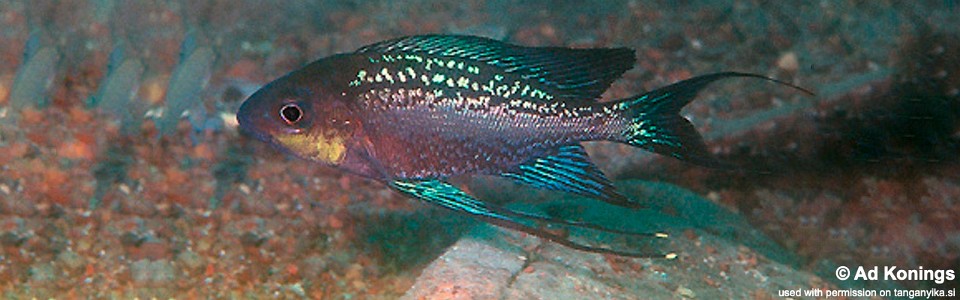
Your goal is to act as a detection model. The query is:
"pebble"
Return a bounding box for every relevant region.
[777,52,799,72]
[676,285,697,298]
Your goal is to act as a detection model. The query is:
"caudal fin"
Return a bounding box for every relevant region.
[615,72,812,168]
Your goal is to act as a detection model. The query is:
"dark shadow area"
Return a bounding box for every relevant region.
[355,207,474,273]
[624,27,960,290]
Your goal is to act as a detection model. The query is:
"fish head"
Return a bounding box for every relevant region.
[237,63,355,166]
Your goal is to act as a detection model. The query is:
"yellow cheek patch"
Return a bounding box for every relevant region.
[275,132,347,164]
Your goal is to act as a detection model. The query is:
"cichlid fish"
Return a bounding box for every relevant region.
[237,35,808,257]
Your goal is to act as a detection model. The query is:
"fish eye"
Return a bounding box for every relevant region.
[280,103,303,125]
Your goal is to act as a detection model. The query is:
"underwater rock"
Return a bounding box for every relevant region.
[404,180,826,299]
[402,238,528,300]
[156,42,215,136]
[130,259,176,285]
[93,57,145,134]
[8,35,59,120]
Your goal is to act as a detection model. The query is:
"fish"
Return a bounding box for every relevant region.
[237,35,810,257]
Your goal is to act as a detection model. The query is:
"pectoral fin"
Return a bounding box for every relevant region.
[389,178,672,258]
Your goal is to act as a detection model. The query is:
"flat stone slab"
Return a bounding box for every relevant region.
[403,180,834,299]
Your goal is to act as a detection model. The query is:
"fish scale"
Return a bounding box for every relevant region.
[238,34,810,257]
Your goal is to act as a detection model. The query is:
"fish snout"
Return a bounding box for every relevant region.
[236,93,274,142]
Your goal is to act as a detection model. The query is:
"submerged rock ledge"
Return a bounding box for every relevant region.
[404,180,830,299]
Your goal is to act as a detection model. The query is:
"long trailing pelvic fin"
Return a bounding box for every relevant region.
[389,179,675,258]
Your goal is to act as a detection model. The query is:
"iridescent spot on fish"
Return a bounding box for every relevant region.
[431,74,445,84]
[380,68,394,83]
[349,69,368,87]
[466,65,480,74]
[456,77,470,88]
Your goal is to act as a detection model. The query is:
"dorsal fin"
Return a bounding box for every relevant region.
[355,35,636,101]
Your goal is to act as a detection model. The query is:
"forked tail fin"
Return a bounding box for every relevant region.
[614,72,812,168]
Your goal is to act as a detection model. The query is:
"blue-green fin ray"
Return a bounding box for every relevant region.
[388,179,672,257]
[502,145,642,208]
[355,34,635,102]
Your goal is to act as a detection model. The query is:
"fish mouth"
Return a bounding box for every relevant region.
[236,118,293,157]
[243,129,314,162]
[236,98,273,144]
[236,97,311,162]
[236,105,301,160]
[236,116,269,142]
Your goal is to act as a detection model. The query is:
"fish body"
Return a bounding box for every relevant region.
[238,35,802,256]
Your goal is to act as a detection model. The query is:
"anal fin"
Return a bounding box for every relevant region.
[502,145,642,208]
